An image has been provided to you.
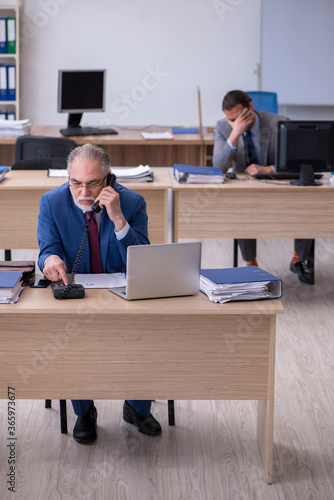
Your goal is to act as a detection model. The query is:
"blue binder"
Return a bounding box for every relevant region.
[0,270,22,289]
[201,266,282,301]
[171,127,199,134]
[173,163,224,182]
[7,65,15,100]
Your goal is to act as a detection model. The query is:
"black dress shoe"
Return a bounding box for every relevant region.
[123,401,162,436]
[73,404,97,444]
[290,260,314,285]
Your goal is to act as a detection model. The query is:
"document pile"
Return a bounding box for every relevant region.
[48,169,68,177]
[173,164,224,184]
[200,267,282,303]
[0,166,9,182]
[0,118,31,137]
[0,270,24,304]
[112,165,154,182]
[75,273,125,288]
[48,165,154,183]
[141,131,174,140]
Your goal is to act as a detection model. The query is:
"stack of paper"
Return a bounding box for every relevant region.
[0,270,24,303]
[141,131,174,140]
[48,169,68,177]
[48,165,154,183]
[173,164,224,184]
[75,273,125,288]
[112,165,153,182]
[0,118,31,137]
[0,166,9,182]
[200,267,282,303]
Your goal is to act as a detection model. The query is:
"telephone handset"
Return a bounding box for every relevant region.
[92,173,116,213]
[52,172,116,299]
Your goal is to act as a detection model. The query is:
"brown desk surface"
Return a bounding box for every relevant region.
[0,169,171,248]
[0,287,282,483]
[33,126,204,145]
[171,173,334,240]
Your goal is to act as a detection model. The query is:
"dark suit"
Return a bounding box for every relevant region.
[37,181,152,417]
[37,182,149,274]
[212,111,313,262]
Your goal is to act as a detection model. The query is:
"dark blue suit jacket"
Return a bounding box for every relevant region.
[37,182,149,274]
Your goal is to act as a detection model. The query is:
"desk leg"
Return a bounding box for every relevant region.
[256,316,276,484]
[171,190,178,243]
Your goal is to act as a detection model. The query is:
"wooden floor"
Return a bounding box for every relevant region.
[1,238,334,499]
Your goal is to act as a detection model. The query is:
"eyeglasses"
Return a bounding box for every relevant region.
[69,176,107,190]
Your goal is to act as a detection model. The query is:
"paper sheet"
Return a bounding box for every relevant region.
[75,273,125,288]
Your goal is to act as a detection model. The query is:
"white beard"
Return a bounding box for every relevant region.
[70,187,95,212]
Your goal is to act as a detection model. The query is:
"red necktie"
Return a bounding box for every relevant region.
[86,211,102,273]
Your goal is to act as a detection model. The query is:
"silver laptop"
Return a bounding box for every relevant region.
[110,242,202,300]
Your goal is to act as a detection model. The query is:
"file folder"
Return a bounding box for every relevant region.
[200,266,282,303]
[171,127,199,134]
[0,65,7,100]
[0,18,6,53]
[7,65,15,100]
[6,18,16,54]
[173,163,224,183]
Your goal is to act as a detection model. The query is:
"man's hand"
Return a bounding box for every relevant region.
[245,165,275,176]
[43,255,68,285]
[93,186,127,232]
[229,108,255,146]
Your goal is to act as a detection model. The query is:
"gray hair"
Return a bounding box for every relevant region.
[67,144,111,176]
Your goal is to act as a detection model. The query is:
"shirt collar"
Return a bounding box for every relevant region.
[249,111,260,136]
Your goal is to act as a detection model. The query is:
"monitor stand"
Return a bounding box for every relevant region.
[60,113,118,137]
[290,164,322,186]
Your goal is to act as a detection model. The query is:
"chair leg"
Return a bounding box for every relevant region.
[168,400,175,426]
[308,240,315,274]
[233,239,238,267]
[45,399,68,434]
[60,400,68,434]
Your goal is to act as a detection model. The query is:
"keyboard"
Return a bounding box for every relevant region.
[253,172,323,180]
[60,127,118,137]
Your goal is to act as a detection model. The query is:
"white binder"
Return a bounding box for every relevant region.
[0,65,7,100]
[0,18,6,53]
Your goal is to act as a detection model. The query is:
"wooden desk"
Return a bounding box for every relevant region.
[0,126,206,167]
[0,287,283,483]
[0,169,171,249]
[171,173,334,241]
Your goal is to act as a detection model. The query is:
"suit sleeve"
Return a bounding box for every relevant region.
[114,191,149,265]
[212,120,236,173]
[37,194,65,273]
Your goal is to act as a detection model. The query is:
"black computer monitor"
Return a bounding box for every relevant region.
[276,120,334,185]
[58,69,106,130]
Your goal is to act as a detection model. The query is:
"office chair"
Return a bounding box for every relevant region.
[14,135,77,162]
[11,157,68,170]
[245,91,278,114]
[232,91,278,267]
[46,400,175,434]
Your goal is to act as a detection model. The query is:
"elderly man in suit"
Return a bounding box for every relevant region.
[37,143,162,444]
[212,90,314,284]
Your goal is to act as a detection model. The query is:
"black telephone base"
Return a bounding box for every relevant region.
[52,283,85,300]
